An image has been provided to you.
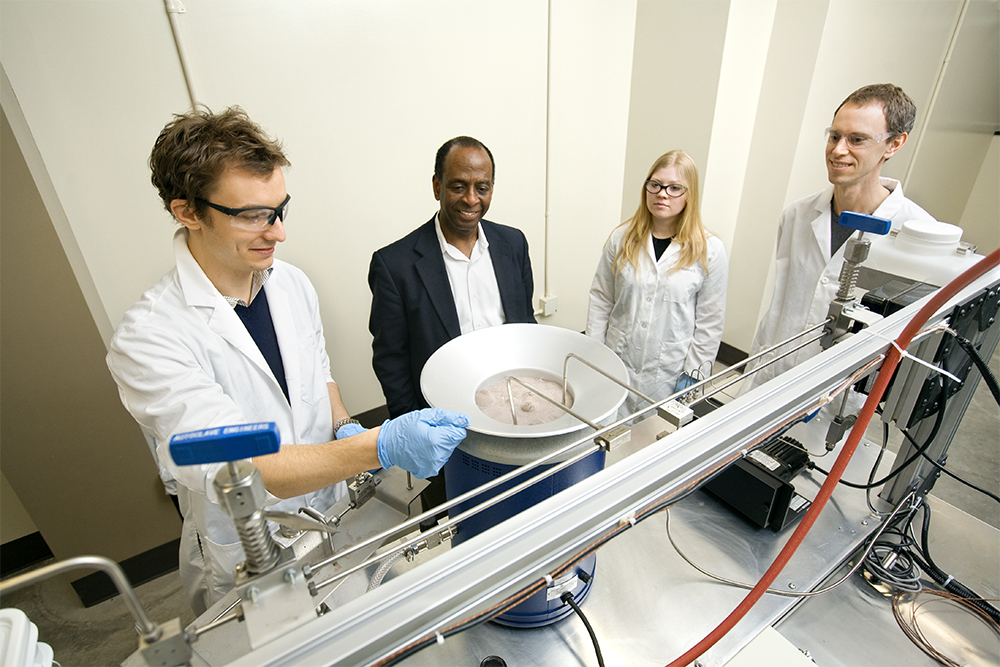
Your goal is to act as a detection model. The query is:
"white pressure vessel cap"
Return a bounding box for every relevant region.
[897,219,963,255]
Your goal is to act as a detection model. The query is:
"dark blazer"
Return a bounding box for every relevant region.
[368,217,536,417]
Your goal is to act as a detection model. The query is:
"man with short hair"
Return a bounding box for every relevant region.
[368,136,536,418]
[108,107,468,613]
[748,84,936,388]
[368,136,536,511]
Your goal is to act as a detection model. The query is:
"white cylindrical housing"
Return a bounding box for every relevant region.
[866,219,984,287]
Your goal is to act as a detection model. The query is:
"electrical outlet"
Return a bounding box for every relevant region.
[540,295,558,317]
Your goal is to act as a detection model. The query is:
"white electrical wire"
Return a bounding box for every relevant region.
[664,492,916,598]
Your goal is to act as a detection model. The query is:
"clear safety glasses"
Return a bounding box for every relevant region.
[825,128,895,149]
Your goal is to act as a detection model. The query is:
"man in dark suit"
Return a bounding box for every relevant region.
[368,136,536,511]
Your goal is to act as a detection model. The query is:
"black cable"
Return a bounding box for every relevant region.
[862,499,925,593]
[865,421,892,514]
[378,484,704,666]
[378,578,548,666]
[898,428,1000,504]
[810,376,948,489]
[913,501,1000,623]
[948,331,1000,406]
[561,586,605,667]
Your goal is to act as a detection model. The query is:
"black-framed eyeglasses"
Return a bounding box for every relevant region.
[644,180,687,198]
[196,193,291,231]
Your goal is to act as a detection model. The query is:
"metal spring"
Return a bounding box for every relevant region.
[235,509,280,574]
[836,260,861,300]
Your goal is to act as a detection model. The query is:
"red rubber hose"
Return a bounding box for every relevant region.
[667,247,1000,667]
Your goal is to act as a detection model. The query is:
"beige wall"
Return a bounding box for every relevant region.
[1,1,997,556]
[717,0,998,350]
[1,472,36,542]
[622,0,729,225]
[959,135,1000,252]
[1,107,181,561]
[904,0,1000,227]
[722,0,832,349]
[541,0,637,332]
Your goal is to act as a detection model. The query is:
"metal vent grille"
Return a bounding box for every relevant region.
[462,452,504,479]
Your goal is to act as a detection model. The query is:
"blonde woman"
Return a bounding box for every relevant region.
[586,150,728,415]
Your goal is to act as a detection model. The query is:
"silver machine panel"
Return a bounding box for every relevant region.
[229,267,998,666]
[6,258,989,667]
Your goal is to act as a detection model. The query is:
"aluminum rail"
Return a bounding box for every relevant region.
[679,319,830,408]
[314,324,829,592]
[313,318,827,577]
[237,270,998,667]
[311,440,601,592]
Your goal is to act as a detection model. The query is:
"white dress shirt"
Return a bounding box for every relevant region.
[435,214,506,334]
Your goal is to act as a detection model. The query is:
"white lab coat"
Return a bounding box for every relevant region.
[586,227,728,415]
[107,229,345,612]
[747,178,935,390]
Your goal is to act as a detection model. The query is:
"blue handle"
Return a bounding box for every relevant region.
[839,211,891,236]
[169,423,280,465]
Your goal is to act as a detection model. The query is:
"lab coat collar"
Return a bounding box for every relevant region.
[172,228,284,397]
[872,177,904,219]
[645,233,681,265]
[808,186,835,259]
[809,177,903,257]
[173,228,220,309]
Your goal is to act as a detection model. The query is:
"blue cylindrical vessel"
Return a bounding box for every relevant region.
[444,447,604,626]
[421,324,629,628]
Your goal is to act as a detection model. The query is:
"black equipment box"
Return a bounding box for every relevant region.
[704,435,811,531]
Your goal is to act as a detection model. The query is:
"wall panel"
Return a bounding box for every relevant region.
[622,0,730,223]
[904,0,999,228]
[0,0,189,336]
[542,0,638,333]
[1,107,181,563]
[723,0,831,351]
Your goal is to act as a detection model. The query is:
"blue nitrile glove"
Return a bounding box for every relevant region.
[674,372,697,392]
[335,422,366,440]
[376,408,470,479]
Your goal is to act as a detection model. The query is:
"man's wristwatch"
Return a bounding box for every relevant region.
[334,417,362,433]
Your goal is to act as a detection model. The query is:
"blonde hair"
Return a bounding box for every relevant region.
[613,150,709,276]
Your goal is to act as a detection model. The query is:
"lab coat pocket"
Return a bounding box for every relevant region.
[296,330,324,405]
[662,267,700,304]
[655,340,688,389]
[605,325,627,356]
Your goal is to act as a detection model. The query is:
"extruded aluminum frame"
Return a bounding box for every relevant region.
[231,268,999,667]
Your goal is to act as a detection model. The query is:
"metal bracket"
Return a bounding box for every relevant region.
[404,525,458,561]
[139,617,192,667]
[658,400,694,428]
[348,471,381,509]
[594,424,631,451]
